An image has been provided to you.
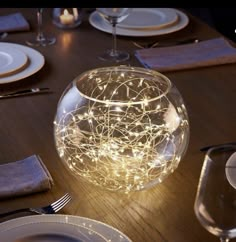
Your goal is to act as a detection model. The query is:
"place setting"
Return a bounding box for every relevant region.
[89,8,189,37]
[0,154,132,242]
[88,8,190,64]
[0,10,50,85]
[0,42,45,85]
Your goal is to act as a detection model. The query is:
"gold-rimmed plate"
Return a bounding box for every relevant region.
[117,8,178,30]
[0,43,45,84]
[0,46,28,77]
[89,8,189,37]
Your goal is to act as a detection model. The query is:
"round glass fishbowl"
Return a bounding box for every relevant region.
[54,66,190,193]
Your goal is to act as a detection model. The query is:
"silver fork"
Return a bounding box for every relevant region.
[0,193,72,217]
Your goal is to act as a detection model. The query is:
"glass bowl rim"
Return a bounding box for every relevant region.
[73,66,172,106]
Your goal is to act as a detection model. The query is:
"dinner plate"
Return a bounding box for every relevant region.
[0,46,28,76]
[0,221,106,242]
[117,8,178,30]
[0,214,132,242]
[0,43,45,84]
[89,8,189,37]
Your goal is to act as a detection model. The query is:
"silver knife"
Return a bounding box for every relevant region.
[133,38,200,49]
[0,87,52,99]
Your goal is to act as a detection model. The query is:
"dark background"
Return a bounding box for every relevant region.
[184,8,236,42]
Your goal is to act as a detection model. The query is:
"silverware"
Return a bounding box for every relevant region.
[200,142,236,152]
[0,193,72,217]
[133,37,200,49]
[0,87,52,99]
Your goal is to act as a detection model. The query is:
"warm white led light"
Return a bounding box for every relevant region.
[54,66,190,193]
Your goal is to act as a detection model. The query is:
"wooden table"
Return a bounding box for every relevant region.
[0,8,236,242]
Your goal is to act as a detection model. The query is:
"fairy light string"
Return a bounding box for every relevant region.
[54,67,189,193]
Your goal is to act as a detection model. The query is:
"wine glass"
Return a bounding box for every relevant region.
[194,144,236,242]
[96,8,132,62]
[26,8,56,47]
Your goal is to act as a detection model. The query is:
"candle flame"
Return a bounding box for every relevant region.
[63,9,69,16]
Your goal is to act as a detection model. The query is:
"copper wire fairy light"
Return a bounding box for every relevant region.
[54,67,189,193]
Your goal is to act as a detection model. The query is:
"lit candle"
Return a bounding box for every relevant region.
[60,9,74,25]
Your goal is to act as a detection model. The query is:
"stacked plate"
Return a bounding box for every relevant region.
[89,8,189,37]
[0,214,132,242]
[0,43,45,84]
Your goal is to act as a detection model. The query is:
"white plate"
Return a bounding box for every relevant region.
[117,8,178,30]
[89,8,189,37]
[0,46,28,76]
[0,43,45,84]
[0,214,132,242]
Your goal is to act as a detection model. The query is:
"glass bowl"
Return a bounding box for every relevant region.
[52,8,82,29]
[54,66,190,193]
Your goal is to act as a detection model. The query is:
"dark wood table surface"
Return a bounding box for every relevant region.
[0,8,236,242]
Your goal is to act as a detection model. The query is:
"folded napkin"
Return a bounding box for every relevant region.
[0,155,53,199]
[0,12,30,33]
[135,37,236,72]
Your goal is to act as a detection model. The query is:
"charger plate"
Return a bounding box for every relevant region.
[0,43,44,84]
[89,8,189,37]
[0,214,132,242]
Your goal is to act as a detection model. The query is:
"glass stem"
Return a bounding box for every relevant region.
[111,22,117,56]
[36,8,45,41]
[220,237,230,242]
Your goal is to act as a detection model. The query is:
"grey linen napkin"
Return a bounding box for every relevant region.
[0,155,53,199]
[135,37,236,72]
[0,12,30,32]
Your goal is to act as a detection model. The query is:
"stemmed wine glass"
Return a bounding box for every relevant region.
[26,8,56,47]
[96,8,132,62]
[194,144,236,242]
